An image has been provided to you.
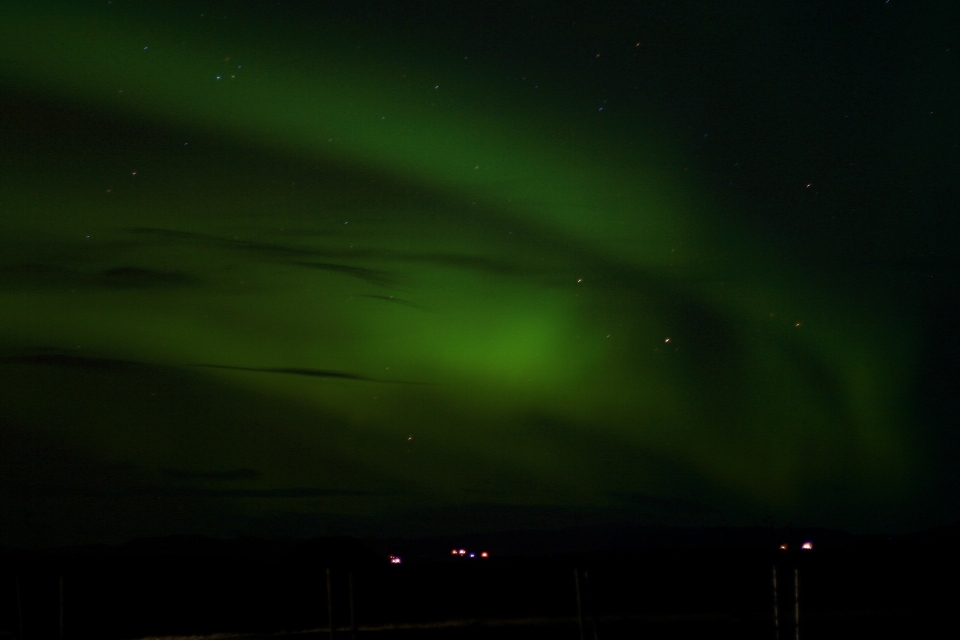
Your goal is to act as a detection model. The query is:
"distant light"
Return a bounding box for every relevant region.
[469,553,475,558]
[451,549,458,555]
[480,551,489,558]
[458,549,466,556]
[389,555,402,564]
[779,544,788,550]
[801,541,813,550]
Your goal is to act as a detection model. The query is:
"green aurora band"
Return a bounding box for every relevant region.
[0,1,927,542]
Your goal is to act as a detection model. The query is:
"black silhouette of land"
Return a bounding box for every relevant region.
[1,524,958,640]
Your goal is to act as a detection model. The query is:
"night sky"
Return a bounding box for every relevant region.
[1,0,958,547]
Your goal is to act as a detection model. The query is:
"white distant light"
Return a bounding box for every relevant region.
[469,553,475,558]
[389,555,402,564]
[801,541,814,550]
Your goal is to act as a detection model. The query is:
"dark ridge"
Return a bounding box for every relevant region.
[100,266,194,288]
[606,491,719,518]
[0,534,386,568]
[3,523,959,562]
[192,363,431,385]
[0,263,195,290]
[369,523,857,561]
[0,262,78,286]
[124,226,354,258]
[354,294,423,308]
[150,486,389,498]
[161,468,261,482]
[193,363,372,381]
[402,251,529,275]
[2,530,955,640]
[0,352,425,385]
[0,353,142,371]
[123,227,530,280]
[287,260,394,285]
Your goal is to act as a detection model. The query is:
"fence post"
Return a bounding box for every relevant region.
[772,566,779,640]
[574,568,585,640]
[348,571,356,640]
[16,575,24,640]
[326,568,335,640]
[792,568,799,640]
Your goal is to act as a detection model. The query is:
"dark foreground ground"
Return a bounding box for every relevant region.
[1,525,958,640]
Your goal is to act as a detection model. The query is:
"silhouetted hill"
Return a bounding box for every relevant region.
[0,534,387,572]
[365,523,858,561]
[1,525,959,640]
[3,521,960,566]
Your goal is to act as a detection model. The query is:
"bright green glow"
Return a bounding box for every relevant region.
[0,1,686,267]
[0,1,920,540]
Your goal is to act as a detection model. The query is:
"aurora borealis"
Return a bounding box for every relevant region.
[1,1,958,546]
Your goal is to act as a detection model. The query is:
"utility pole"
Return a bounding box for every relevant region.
[584,569,599,640]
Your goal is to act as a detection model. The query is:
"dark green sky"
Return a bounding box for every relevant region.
[1,0,958,547]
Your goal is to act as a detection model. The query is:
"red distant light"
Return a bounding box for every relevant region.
[451,549,458,555]
[779,543,788,550]
[480,551,489,558]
